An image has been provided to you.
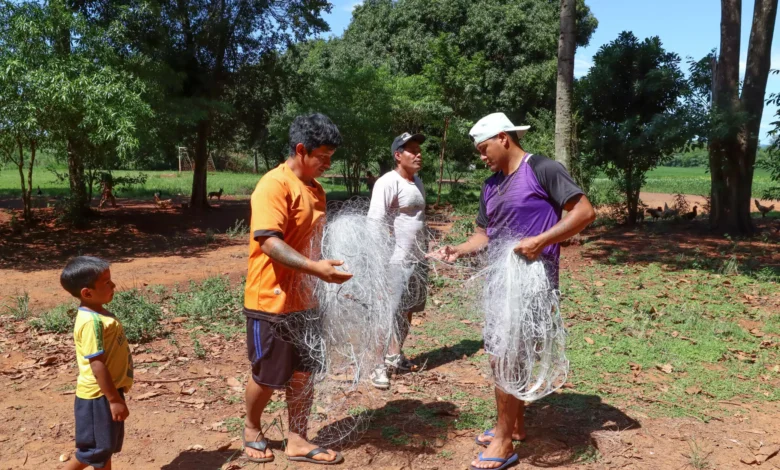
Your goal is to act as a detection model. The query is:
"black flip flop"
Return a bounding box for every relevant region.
[288,447,344,465]
[242,428,274,463]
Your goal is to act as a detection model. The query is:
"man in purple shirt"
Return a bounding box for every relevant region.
[428,113,595,470]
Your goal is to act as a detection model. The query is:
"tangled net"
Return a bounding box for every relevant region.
[479,238,568,401]
[273,198,431,446]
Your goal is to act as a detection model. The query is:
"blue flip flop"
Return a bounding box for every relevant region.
[469,452,519,470]
[474,429,495,447]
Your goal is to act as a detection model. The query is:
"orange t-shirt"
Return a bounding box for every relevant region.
[244,163,326,317]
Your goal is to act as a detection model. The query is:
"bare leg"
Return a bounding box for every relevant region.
[284,370,339,462]
[62,458,88,470]
[243,379,274,460]
[476,402,526,444]
[471,387,519,469]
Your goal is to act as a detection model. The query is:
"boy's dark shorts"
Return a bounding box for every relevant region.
[246,312,316,389]
[74,390,125,468]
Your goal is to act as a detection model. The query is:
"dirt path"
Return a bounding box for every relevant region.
[0,244,249,312]
[640,192,776,213]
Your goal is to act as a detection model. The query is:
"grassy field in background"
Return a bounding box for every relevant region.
[0,165,774,201]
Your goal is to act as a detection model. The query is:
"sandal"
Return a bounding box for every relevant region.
[288,447,344,465]
[469,452,518,470]
[475,429,526,448]
[242,428,274,463]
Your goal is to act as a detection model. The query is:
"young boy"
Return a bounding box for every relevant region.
[61,256,133,470]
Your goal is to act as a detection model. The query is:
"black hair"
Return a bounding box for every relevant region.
[60,256,110,298]
[288,113,343,155]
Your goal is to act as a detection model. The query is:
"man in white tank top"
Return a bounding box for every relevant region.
[367,132,428,389]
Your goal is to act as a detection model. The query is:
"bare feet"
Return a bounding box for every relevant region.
[285,433,340,463]
[471,438,516,469]
[476,428,526,445]
[243,425,273,461]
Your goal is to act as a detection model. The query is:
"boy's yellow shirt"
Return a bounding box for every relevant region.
[73,307,134,399]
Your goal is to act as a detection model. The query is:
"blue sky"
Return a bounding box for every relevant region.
[322,0,780,142]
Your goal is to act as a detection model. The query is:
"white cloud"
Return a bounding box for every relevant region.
[574,58,593,78]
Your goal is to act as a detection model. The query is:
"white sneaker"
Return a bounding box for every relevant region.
[370,366,390,390]
[385,353,416,372]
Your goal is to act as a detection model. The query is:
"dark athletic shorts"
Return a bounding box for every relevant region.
[246,313,315,389]
[74,390,125,468]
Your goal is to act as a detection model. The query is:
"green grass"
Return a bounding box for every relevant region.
[1,165,772,203]
[110,289,165,343]
[30,303,77,334]
[170,276,245,338]
[3,292,31,321]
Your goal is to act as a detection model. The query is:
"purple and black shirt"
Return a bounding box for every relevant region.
[476,154,584,287]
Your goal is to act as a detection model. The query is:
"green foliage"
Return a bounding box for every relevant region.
[30,304,76,334]
[171,276,244,337]
[579,32,693,223]
[3,292,31,321]
[110,289,164,343]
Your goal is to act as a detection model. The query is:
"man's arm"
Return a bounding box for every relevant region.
[89,355,129,422]
[426,226,489,262]
[514,194,596,260]
[259,236,352,284]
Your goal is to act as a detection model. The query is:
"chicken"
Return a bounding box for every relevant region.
[755,199,775,218]
[683,206,697,220]
[154,192,172,208]
[661,202,679,219]
[646,206,663,221]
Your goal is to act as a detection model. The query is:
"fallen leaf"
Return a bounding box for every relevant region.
[671,331,679,338]
[685,386,702,395]
[135,391,162,401]
[411,319,424,326]
[39,382,51,390]
[750,328,765,338]
[171,317,188,324]
[460,320,473,325]
[610,317,623,323]
[594,281,605,287]
[584,337,595,345]
[657,364,674,374]
[135,354,168,364]
[396,385,414,394]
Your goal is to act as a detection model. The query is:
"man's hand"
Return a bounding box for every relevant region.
[514,236,545,261]
[426,245,460,263]
[109,399,129,422]
[311,259,353,284]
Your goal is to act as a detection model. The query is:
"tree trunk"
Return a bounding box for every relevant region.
[67,139,90,217]
[710,0,777,234]
[709,0,742,231]
[437,117,450,205]
[26,140,36,221]
[555,0,576,170]
[732,0,778,233]
[15,137,29,221]
[190,120,211,210]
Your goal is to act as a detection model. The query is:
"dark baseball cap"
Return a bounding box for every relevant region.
[391,132,426,156]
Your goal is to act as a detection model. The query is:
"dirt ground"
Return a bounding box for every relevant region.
[1,196,779,470]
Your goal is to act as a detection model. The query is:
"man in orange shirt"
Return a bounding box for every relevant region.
[242,113,352,465]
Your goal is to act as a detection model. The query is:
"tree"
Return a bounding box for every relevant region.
[0,0,150,222]
[93,0,334,210]
[709,0,778,234]
[343,0,598,125]
[555,0,576,170]
[579,32,692,225]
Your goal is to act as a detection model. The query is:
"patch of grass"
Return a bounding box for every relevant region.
[381,426,410,446]
[192,334,207,359]
[455,397,495,430]
[684,440,713,470]
[110,289,165,343]
[414,405,446,428]
[170,276,244,338]
[563,256,780,418]
[226,219,249,239]
[225,417,244,436]
[572,445,600,463]
[438,450,454,460]
[225,395,242,405]
[3,292,31,320]
[265,400,286,413]
[29,304,76,333]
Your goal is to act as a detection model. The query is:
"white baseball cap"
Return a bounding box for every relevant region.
[469,113,530,146]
